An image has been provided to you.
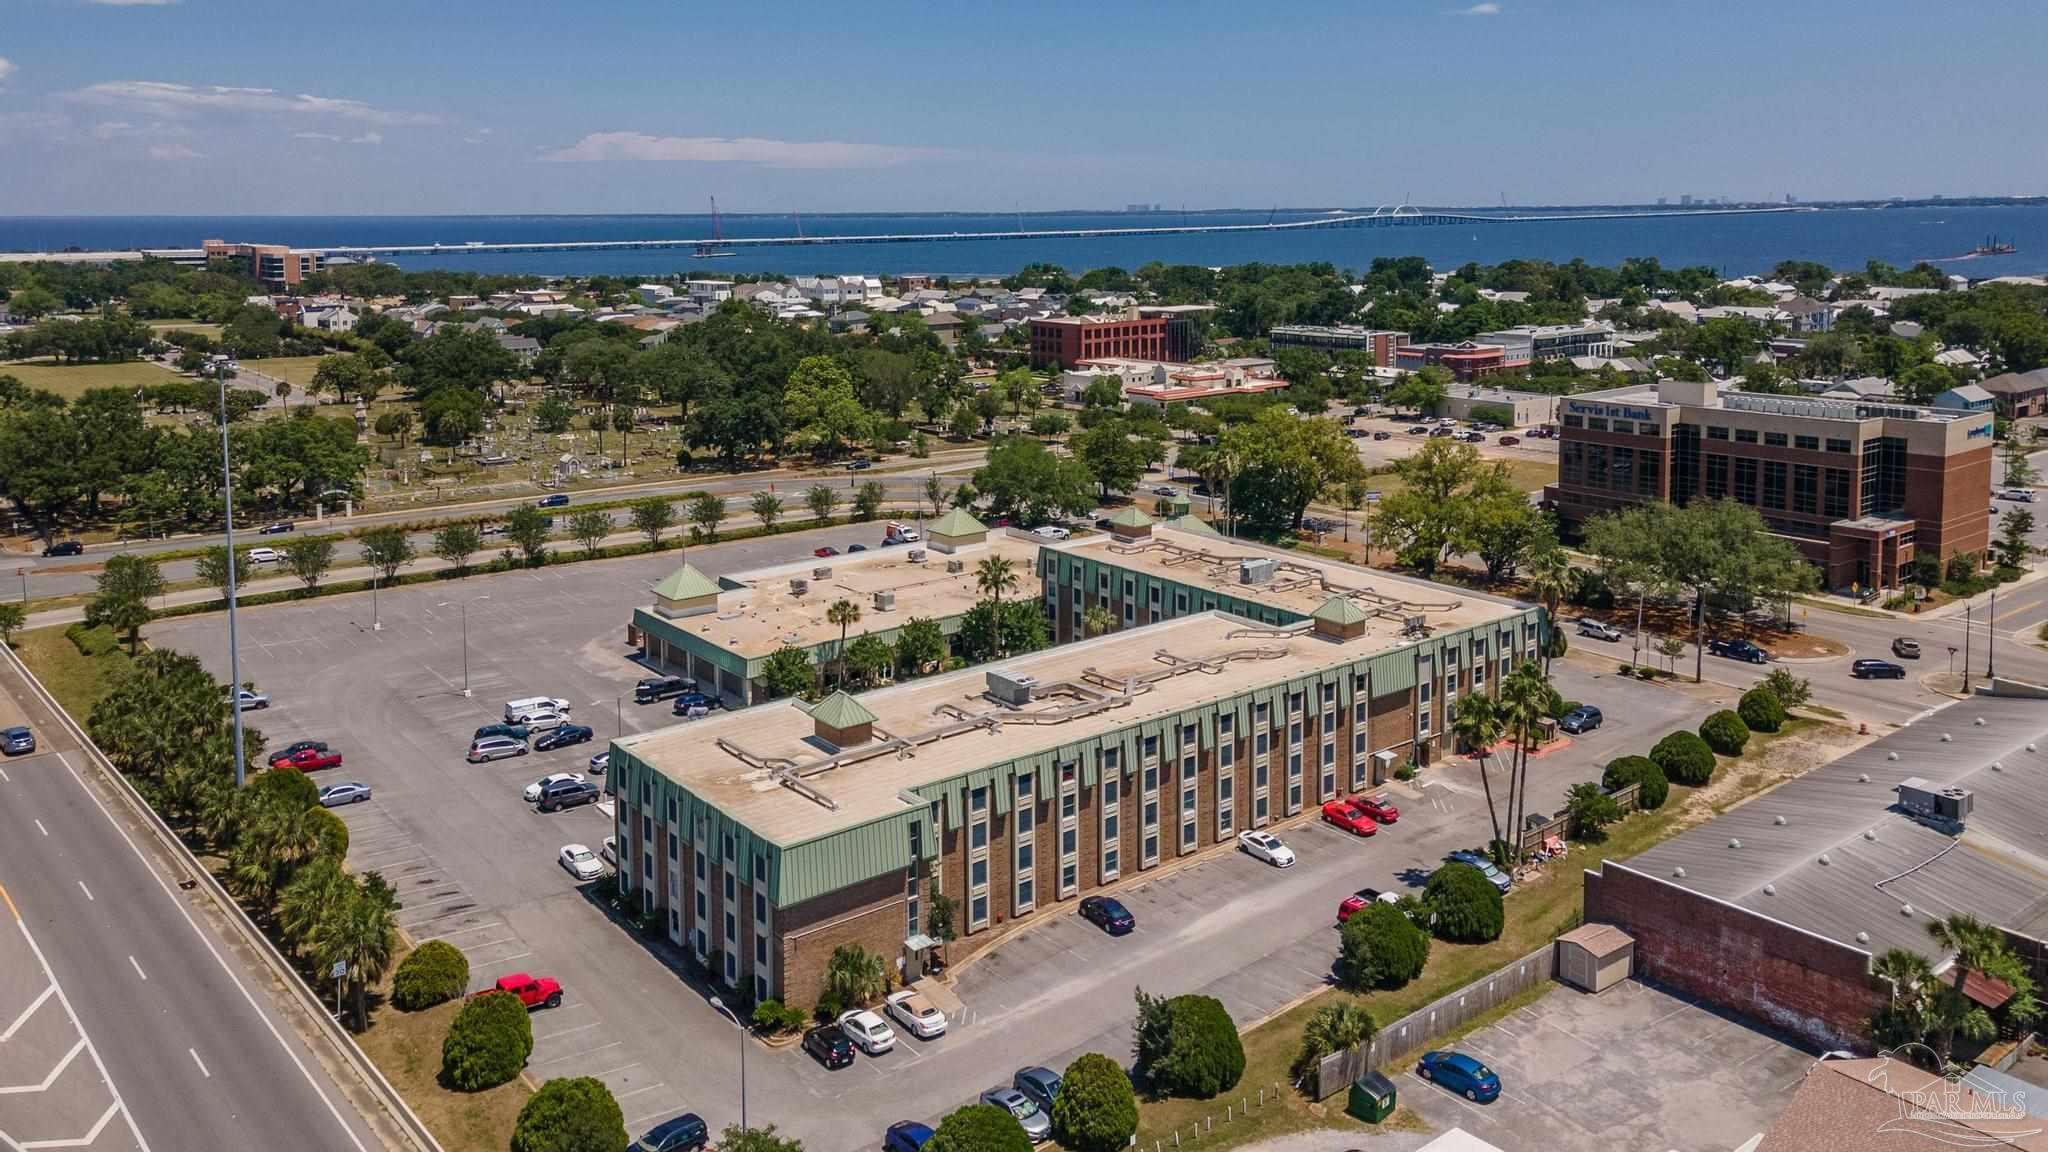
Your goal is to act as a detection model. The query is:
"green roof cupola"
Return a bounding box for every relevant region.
[927,508,987,554]
[808,690,878,747]
[651,563,721,619]
[1312,595,1371,641]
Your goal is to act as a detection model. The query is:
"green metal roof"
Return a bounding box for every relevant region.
[1107,505,1155,528]
[1313,596,1372,625]
[1168,514,1223,538]
[808,690,878,729]
[928,508,986,536]
[651,563,720,601]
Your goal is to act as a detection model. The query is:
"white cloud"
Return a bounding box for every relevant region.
[540,131,944,169]
[350,130,381,145]
[87,0,180,6]
[147,142,202,160]
[0,57,16,85]
[93,120,137,139]
[293,131,342,143]
[1452,2,1502,12]
[71,80,438,126]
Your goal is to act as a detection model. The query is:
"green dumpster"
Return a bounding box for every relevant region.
[1346,1070,1398,1123]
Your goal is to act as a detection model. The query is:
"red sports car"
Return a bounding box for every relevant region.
[1338,888,1397,922]
[1354,794,1401,824]
[1320,799,1378,837]
[272,746,343,772]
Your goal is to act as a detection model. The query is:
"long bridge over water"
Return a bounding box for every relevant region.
[0,205,1814,265]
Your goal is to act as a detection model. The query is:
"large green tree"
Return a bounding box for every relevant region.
[1219,407,1365,535]
[1370,438,1515,577]
[511,1077,627,1152]
[87,553,164,653]
[971,436,1096,526]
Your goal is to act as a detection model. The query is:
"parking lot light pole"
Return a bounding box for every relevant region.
[708,996,746,1130]
[218,369,247,789]
[437,595,489,697]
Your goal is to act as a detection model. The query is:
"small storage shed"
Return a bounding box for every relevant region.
[1555,922,1633,993]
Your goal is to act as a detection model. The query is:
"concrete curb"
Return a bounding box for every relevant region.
[0,643,443,1152]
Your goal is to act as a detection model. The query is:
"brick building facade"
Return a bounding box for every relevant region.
[1029,314,1170,369]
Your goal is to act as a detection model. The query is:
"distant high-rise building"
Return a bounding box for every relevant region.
[1785,193,1796,204]
[1656,197,1667,206]
[1679,194,1694,206]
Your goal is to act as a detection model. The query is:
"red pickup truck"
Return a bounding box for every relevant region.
[271,746,343,772]
[483,973,562,1010]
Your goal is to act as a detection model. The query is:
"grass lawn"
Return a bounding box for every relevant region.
[1,359,171,400]
[148,320,225,340]
[250,355,329,389]
[12,623,134,719]
[1351,457,1557,505]
[354,967,530,1152]
[1131,716,1849,1152]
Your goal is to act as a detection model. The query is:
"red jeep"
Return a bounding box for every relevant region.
[483,973,563,1010]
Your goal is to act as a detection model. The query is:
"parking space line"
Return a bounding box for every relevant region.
[625,1106,682,1129]
[189,1047,211,1078]
[536,1041,621,1067]
[590,1062,641,1081]
[613,1083,667,1104]
[452,936,517,953]
[127,955,147,981]
[76,881,92,902]
[534,1021,601,1042]
[425,922,507,942]
[478,951,533,968]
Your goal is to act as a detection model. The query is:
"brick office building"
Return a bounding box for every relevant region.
[608,523,1539,1007]
[1029,313,1170,368]
[1584,692,2048,1053]
[202,239,325,288]
[1392,341,1523,381]
[1545,379,1994,593]
[1269,325,1408,368]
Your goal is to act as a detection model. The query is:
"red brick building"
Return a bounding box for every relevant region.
[1029,314,1169,368]
[1393,341,1520,381]
[203,239,325,288]
[1546,379,1993,593]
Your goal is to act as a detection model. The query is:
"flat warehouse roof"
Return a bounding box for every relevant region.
[622,599,1524,846]
[1052,524,1492,625]
[660,532,1043,659]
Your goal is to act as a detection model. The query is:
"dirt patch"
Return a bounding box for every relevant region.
[1687,719,1868,823]
[354,955,530,1152]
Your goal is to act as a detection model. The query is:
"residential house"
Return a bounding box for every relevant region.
[1932,384,1995,414]
[1979,368,2048,418]
[496,335,541,366]
[684,279,734,305]
[637,284,675,305]
[1778,296,1835,333]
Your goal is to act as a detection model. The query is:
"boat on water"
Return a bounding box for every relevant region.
[1971,235,2017,256]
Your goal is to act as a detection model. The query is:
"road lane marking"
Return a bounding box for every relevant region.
[0,766,9,782]
[189,1048,210,1078]
[0,882,16,920]
[34,818,45,836]
[34,741,372,1152]
[0,1036,85,1094]
[9,918,151,1150]
[1,985,57,1042]
[77,881,93,902]
[128,955,147,981]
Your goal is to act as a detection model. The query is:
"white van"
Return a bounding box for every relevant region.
[504,697,571,723]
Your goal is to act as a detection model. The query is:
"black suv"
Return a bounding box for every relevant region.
[634,675,695,704]
[1852,659,1908,680]
[802,1025,855,1069]
[1708,638,1769,664]
[43,540,84,557]
[536,778,601,812]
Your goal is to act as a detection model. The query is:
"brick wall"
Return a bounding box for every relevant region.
[778,868,908,1009]
[1584,861,1878,1052]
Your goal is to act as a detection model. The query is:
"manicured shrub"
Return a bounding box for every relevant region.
[1650,730,1717,787]
[510,1076,626,1152]
[926,1104,1032,1152]
[1600,755,1668,810]
[1052,1053,1138,1152]
[1564,781,1622,841]
[309,807,349,860]
[1424,863,1504,943]
[392,940,470,1011]
[1699,709,1750,756]
[751,999,806,1035]
[1339,902,1430,990]
[1738,685,1786,734]
[440,990,533,1091]
[1155,988,1245,1090]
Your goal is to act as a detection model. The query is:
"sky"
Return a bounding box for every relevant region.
[1,0,2045,216]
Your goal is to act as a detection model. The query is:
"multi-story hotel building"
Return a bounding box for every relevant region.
[1545,379,1995,592]
[608,518,1540,1006]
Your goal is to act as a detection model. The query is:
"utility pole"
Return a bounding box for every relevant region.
[219,371,247,788]
[1987,590,1997,680]
[1963,603,1972,696]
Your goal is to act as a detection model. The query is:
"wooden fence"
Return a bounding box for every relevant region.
[1311,943,1557,1100]
[1516,780,1641,857]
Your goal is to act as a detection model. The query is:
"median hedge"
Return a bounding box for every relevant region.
[440,989,532,1091]
[392,940,470,1011]
[1600,755,1669,810]
[1699,709,1750,756]
[1339,902,1430,990]
[510,1076,626,1152]
[1650,729,1717,787]
[1738,685,1786,733]
[1424,863,1504,943]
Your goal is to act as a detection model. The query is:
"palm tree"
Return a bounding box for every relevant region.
[1926,914,2008,1063]
[277,856,350,958]
[1498,661,1552,861]
[1524,549,1573,675]
[1292,1001,1375,1082]
[825,944,887,1008]
[1450,694,1506,865]
[313,874,399,1032]
[827,599,861,688]
[976,555,1018,658]
[1869,947,1936,1051]
[1083,605,1115,638]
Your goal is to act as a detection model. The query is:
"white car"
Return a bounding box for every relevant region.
[1576,618,1623,642]
[525,772,584,802]
[246,546,281,564]
[1151,485,1180,497]
[1999,488,2036,503]
[559,843,604,881]
[600,836,618,868]
[1031,525,1072,541]
[504,696,571,724]
[516,709,568,732]
[318,782,371,807]
[588,751,610,774]
[230,687,269,711]
[884,989,947,1039]
[1238,829,1296,868]
[838,1009,897,1055]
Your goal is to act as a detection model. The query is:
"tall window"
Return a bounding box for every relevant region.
[1014,774,1036,914]
[1179,727,1199,854]
[1100,776,1121,883]
[968,786,990,930]
[1216,715,1236,838]
[1058,765,1079,899]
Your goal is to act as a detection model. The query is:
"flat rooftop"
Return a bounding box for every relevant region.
[657,532,1044,659]
[1621,691,2048,961]
[623,607,1491,846]
[1054,523,1513,631]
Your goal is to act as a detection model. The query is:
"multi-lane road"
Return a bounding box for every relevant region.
[0,653,393,1152]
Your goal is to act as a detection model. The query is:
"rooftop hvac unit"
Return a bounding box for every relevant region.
[946,559,965,574]
[908,549,926,563]
[1239,557,1276,585]
[790,578,809,596]
[986,670,1039,707]
[1896,777,1974,823]
[813,566,833,580]
[873,590,896,611]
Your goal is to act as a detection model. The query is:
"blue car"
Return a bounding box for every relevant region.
[670,691,720,716]
[1446,851,1513,893]
[1417,1050,1500,1103]
[631,1113,706,1152]
[1,726,34,755]
[884,1121,934,1152]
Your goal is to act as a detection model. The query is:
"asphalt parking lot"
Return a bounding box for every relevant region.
[147,525,1710,1152]
[1398,978,1812,1150]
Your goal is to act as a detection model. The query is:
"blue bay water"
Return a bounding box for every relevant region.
[2,206,2045,281]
